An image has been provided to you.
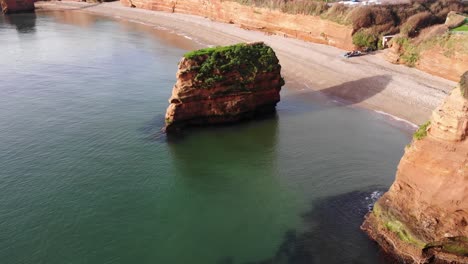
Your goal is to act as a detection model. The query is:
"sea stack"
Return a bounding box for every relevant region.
[362,72,468,263]
[164,42,284,132]
[0,0,34,13]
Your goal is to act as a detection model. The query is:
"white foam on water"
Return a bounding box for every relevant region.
[365,190,384,212]
[373,110,418,128]
[127,19,149,25]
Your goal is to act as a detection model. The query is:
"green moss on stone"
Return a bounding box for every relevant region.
[413,121,430,140]
[183,42,280,89]
[372,203,426,248]
[425,237,468,257]
[444,243,468,256]
[384,220,426,248]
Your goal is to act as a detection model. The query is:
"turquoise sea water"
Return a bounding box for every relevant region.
[0,11,412,264]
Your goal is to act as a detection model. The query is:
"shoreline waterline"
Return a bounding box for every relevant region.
[0,10,416,263]
[35,1,455,127]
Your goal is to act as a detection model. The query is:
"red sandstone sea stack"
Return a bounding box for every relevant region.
[164,42,284,132]
[1,0,34,13]
[362,72,468,263]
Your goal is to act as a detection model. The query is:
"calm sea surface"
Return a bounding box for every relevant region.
[0,11,412,264]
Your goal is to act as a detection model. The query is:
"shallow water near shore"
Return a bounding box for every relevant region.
[0,11,412,264]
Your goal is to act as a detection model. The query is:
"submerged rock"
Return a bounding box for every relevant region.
[0,0,34,14]
[164,42,284,133]
[362,72,468,263]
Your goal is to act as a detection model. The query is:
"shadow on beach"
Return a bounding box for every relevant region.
[285,75,393,108]
[320,75,392,106]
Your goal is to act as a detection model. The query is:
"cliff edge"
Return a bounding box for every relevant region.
[164,42,284,132]
[362,72,468,263]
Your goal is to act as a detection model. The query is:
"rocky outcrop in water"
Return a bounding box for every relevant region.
[164,42,284,132]
[362,72,468,263]
[1,0,34,13]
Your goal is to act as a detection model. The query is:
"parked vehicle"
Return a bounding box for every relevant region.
[343,50,362,58]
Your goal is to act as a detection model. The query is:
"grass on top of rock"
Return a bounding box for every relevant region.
[183,43,280,88]
[451,24,468,31]
[413,121,431,140]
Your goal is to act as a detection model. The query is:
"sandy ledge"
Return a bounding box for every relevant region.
[35,1,458,125]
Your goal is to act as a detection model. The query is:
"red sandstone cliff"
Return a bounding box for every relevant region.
[1,0,34,13]
[164,42,284,132]
[119,0,354,50]
[385,28,468,82]
[362,73,468,263]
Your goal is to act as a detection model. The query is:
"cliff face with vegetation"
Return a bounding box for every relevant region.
[385,17,468,82]
[119,0,355,50]
[164,42,284,132]
[121,0,467,81]
[362,73,468,263]
[1,0,34,13]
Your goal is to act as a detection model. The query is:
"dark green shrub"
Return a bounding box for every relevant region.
[373,22,399,36]
[372,7,394,25]
[352,29,379,50]
[231,0,467,41]
[394,37,420,67]
[349,7,374,30]
[401,12,437,37]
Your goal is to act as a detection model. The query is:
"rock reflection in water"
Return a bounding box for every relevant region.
[4,12,36,33]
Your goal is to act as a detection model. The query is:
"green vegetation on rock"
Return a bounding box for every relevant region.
[352,29,379,50]
[452,24,468,31]
[394,37,420,67]
[413,121,431,140]
[232,0,467,52]
[450,17,468,31]
[183,43,281,88]
[373,203,426,248]
[444,243,468,256]
[425,237,468,257]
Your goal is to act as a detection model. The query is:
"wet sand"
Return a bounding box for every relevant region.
[36,1,457,125]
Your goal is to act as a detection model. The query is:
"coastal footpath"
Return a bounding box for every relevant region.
[362,73,468,263]
[35,1,456,125]
[165,42,284,132]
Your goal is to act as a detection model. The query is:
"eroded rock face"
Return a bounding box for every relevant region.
[385,34,468,82]
[1,0,34,14]
[119,0,355,50]
[362,73,468,263]
[164,42,284,132]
